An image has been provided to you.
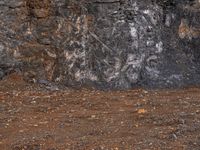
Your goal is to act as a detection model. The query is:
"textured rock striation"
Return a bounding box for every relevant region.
[0,0,200,89]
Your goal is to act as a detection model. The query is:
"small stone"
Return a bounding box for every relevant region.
[172,133,177,140]
[91,115,96,118]
[31,101,36,104]
[19,130,24,133]
[143,90,148,94]
[137,109,147,114]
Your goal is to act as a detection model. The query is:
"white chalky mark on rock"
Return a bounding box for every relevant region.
[26,27,32,35]
[45,50,57,58]
[143,9,158,25]
[87,72,98,81]
[169,74,183,80]
[143,10,150,14]
[147,55,158,62]
[127,54,143,67]
[156,41,163,53]
[13,48,21,58]
[56,23,62,33]
[65,51,73,60]
[129,23,138,38]
[146,40,154,47]
[75,70,82,81]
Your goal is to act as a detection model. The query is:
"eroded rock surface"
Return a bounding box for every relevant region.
[0,0,200,89]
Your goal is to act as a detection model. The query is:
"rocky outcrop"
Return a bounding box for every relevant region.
[0,0,200,89]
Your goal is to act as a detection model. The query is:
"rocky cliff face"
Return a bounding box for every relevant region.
[1,0,200,89]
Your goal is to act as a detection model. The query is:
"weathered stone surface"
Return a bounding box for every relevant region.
[0,0,200,89]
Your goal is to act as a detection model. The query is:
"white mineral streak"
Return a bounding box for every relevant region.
[127,54,143,67]
[81,15,88,69]
[143,9,158,25]
[76,71,86,81]
[143,10,150,14]
[146,40,155,47]
[71,15,88,81]
[65,51,73,60]
[76,17,81,33]
[126,3,146,83]
[121,54,144,75]
[156,41,163,53]
[114,58,122,71]
[87,71,98,81]
[26,27,32,35]
[45,50,57,58]
[129,23,138,38]
[13,48,21,59]
[56,21,62,34]
[147,55,158,62]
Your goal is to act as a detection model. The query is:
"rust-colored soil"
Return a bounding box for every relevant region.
[1,74,200,150]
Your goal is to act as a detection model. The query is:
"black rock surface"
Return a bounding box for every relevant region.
[0,0,200,89]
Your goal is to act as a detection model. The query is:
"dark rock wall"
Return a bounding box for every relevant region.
[1,0,200,89]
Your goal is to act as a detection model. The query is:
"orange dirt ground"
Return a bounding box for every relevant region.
[1,73,200,150]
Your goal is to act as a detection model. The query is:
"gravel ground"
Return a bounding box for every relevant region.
[1,73,200,150]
